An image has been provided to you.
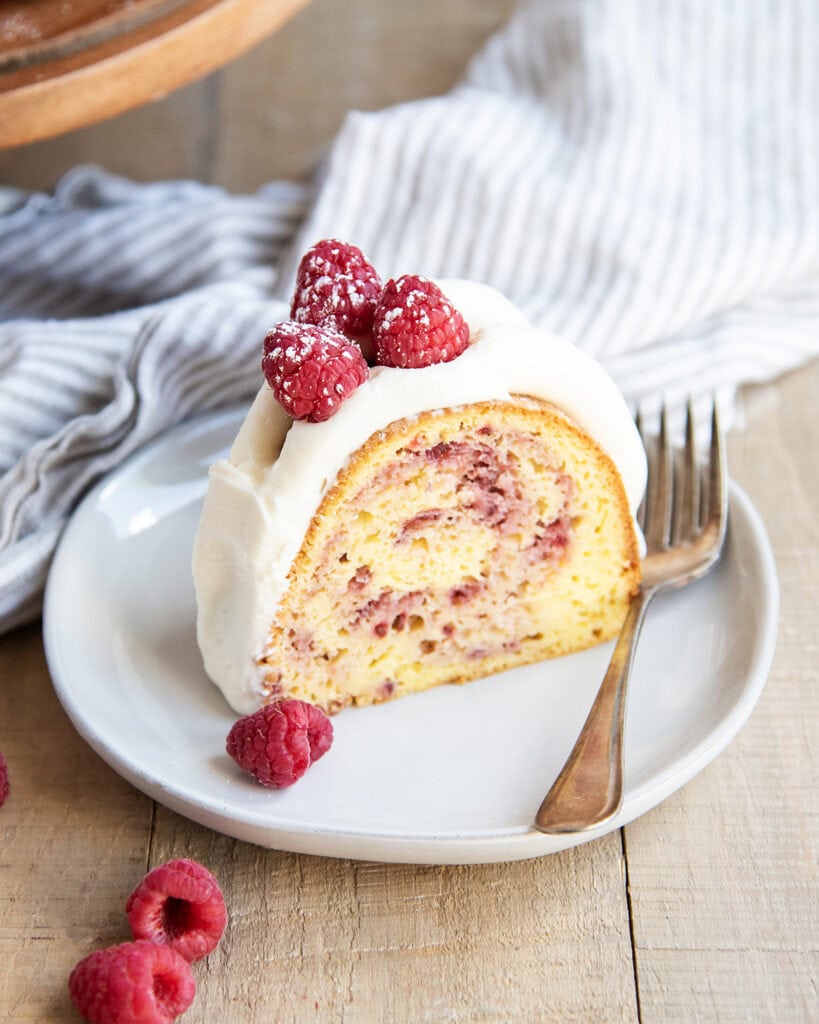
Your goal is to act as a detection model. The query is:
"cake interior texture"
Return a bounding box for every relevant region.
[260,397,640,713]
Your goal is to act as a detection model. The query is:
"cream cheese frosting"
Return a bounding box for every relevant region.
[192,280,647,713]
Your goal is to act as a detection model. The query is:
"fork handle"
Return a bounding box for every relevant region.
[534,587,654,833]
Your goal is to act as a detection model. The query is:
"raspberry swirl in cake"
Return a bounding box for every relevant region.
[193,280,647,714]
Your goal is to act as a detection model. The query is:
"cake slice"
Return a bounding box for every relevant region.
[258,397,639,713]
[193,253,646,715]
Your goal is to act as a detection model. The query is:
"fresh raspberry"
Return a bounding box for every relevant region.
[125,859,227,963]
[262,321,369,422]
[68,940,195,1024]
[0,752,8,808]
[373,275,470,368]
[291,238,382,337]
[226,699,333,789]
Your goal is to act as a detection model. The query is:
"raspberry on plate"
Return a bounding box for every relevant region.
[373,275,470,368]
[125,859,227,963]
[68,940,195,1024]
[226,699,333,789]
[0,751,8,808]
[291,238,382,338]
[262,321,369,422]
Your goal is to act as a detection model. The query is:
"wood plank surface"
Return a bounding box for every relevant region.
[0,624,154,1021]
[0,1,817,1021]
[623,364,819,1024]
[148,811,637,1023]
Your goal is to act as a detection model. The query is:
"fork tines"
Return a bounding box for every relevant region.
[635,397,727,558]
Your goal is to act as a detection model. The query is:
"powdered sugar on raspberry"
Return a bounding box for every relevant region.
[262,321,368,422]
[291,238,382,338]
[373,275,470,368]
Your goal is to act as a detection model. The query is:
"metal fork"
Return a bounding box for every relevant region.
[534,399,728,834]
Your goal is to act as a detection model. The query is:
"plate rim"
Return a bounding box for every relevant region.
[42,412,780,864]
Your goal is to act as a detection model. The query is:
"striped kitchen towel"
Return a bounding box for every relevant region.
[2,0,818,632]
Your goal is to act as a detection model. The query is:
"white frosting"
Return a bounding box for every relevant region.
[192,280,647,713]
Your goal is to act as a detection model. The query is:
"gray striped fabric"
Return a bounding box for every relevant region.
[2,0,818,632]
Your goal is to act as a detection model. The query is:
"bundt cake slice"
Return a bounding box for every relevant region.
[259,397,639,713]
[192,257,646,716]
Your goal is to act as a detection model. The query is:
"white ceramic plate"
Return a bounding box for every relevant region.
[43,408,779,865]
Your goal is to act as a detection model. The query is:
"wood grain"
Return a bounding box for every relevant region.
[0,624,153,1021]
[148,809,638,1023]
[0,0,311,148]
[0,0,186,67]
[623,362,819,1023]
[0,74,216,186]
[0,0,517,189]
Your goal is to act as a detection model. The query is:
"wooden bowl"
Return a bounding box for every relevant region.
[0,0,310,147]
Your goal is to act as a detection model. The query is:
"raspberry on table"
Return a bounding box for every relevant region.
[262,321,369,422]
[226,699,333,789]
[291,238,382,338]
[68,940,195,1024]
[125,859,227,963]
[0,751,8,808]
[373,275,471,369]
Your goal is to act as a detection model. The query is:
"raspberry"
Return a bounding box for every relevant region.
[373,275,470,368]
[125,859,227,963]
[291,238,382,337]
[262,321,369,422]
[0,752,8,808]
[68,941,195,1024]
[226,699,333,789]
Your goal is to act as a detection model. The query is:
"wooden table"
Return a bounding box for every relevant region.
[0,2,816,1020]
